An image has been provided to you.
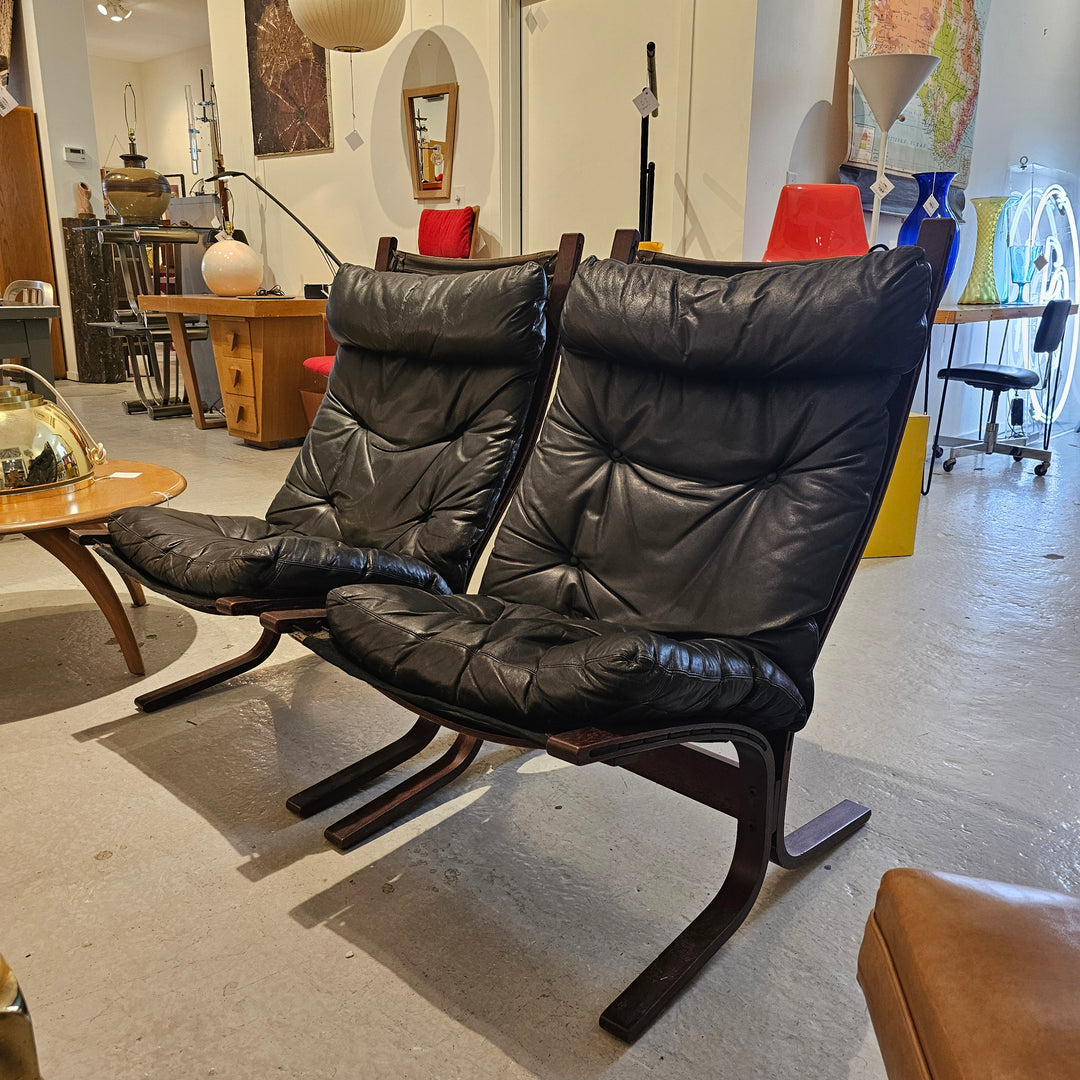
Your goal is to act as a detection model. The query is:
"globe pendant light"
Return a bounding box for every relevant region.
[288,0,405,53]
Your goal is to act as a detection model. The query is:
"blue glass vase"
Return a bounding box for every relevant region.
[897,171,961,288]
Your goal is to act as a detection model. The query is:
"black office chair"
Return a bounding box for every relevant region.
[933,298,1072,477]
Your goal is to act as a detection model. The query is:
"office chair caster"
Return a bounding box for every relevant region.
[1011,448,1025,461]
[1034,462,1049,477]
[932,444,944,458]
[942,458,956,472]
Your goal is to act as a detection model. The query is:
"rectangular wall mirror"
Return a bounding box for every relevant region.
[403,82,458,200]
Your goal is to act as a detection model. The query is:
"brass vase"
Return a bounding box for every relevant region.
[102,152,171,224]
[958,195,1020,304]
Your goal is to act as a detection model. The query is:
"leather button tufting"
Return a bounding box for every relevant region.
[610,448,623,461]
[765,471,780,484]
[568,556,581,567]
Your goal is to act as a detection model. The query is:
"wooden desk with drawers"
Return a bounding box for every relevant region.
[138,294,327,449]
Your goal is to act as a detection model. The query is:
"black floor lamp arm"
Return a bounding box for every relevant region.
[202,170,342,273]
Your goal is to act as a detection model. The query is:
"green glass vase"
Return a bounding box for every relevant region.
[958,195,1020,304]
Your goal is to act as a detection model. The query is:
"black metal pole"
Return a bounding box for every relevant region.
[645,161,656,242]
[639,115,650,237]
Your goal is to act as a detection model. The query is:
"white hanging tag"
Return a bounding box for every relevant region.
[345,129,364,151]
[633,88,659,117]
[0,85,19,117]
[1034,252,1049,271]
[922,193,939,215]
[870,175,895,200]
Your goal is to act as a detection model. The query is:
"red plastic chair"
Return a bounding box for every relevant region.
[763,184,868,262]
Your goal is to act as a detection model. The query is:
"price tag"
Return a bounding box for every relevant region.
[870,175,895,200]
[633,88,659,117]
[345,129,364,151]
[109,472,142,479]
[0,85,18,117]
[1034,253,1049,272]
[922,193,939,215]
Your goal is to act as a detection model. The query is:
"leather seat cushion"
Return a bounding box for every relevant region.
[938,363,1040,390]
[108,506,451,600]
[858,869,1080,1080]
[326,585,807,738]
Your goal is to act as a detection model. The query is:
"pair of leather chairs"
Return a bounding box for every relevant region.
[88,221,953,1040]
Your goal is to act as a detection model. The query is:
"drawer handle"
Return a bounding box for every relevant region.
[230,366,242,386]
[230,331,240,350]
[236,405,246,420]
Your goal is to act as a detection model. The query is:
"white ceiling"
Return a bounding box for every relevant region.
[83,0,210,63]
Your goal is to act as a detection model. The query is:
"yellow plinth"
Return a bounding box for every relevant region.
[864,413,929,558]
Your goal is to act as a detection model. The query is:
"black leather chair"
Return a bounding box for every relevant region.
[932,297,1072,477]
[86,234,584,712]
[269,240,936,1040]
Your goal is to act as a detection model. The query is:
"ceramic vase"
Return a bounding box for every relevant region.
[101,152,171,224]
[958,195,1020,304]
[201,238,263,296]
[898,171,960,288]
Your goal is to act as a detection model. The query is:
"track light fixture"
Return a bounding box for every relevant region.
[97,1,132,21]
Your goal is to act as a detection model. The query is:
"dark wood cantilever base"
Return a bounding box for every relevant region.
[287,716,441,817]
[273,627,871,1041]
[135,626,282,712]
[323,732,484,851]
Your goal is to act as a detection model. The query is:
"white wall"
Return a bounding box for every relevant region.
[88,54,143,167]
[140,45,214,182]
[745,0,1080,434]
[89,46,214,183]
[205,0,759,287]
[678,2,760,261]
[208,0,505,293]
[743,0,853,261]
[19,0,105,378]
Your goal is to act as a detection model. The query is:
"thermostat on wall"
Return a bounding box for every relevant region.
[63,145,89,163]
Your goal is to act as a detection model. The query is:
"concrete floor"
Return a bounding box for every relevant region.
[2,381,1078,1079]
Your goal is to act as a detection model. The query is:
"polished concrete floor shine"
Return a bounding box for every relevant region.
[2,382,1078,1079]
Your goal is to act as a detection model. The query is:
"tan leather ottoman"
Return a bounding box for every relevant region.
[858,869,1080,1080]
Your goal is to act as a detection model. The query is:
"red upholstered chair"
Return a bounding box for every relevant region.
[417,205,480,258]
[763,183,869,262]
[300,317,338,427]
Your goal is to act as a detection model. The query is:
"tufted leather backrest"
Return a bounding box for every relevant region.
[265,261,548,593]
[481,250,931,703]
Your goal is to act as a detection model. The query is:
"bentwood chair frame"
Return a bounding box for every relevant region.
[260,219,954,1041]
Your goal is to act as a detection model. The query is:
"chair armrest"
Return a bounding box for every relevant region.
[259,608,328,633]
[215,595,327,616]
[69,525,110,545]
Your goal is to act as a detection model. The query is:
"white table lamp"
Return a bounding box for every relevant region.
[849,53,940,245]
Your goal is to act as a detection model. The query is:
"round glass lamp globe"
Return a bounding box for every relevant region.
[201,239,263,296]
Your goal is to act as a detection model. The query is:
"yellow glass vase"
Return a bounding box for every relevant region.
[958,195,1020,304]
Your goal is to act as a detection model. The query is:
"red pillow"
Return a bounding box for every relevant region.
[417,207,475,259]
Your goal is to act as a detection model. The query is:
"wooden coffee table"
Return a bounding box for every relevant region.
[0,459,186,675]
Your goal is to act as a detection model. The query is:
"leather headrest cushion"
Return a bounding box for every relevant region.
[561,250,930,379]
[327,261,547,364]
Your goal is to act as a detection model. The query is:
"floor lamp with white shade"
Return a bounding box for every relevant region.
[849,53,941,245]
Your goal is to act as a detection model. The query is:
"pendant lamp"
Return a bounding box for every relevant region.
[288,0,405,53]
[849,53,940,246]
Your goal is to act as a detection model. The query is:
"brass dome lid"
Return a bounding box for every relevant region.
[0,368,107,496]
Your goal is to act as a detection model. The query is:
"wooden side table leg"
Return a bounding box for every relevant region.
[164,311,225,431]
[121,575,147,607]
[28,528,146,675]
